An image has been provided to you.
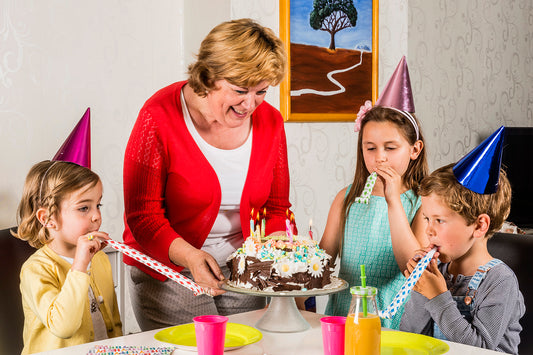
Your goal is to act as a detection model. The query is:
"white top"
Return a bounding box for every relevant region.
[181,92,252,266]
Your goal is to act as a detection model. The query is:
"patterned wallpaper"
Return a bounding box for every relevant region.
[1,0,531,333]
[409,0,533,169]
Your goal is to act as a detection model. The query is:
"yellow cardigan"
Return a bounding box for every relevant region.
[20,245,122,354]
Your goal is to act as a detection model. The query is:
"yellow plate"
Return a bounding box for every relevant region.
[381,331,449,354]
[154,322,262,352]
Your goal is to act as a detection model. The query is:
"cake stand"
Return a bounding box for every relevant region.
[221,277,348,333]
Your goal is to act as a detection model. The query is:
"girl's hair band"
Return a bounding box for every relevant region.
[388,107,420,140]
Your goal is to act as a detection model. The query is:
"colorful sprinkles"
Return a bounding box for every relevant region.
[86,345,175,354]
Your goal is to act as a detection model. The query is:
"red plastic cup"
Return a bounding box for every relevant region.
[320,316,346,355]
[193,315,228,355]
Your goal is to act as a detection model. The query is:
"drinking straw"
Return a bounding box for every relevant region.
[360,264,367,317]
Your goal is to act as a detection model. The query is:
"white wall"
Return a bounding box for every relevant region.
[1,0,531,334]
[0,0,185,235]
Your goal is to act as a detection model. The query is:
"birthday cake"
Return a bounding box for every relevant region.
[226,235,334,292]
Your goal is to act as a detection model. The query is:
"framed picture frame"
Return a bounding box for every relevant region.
[279,0,379,122]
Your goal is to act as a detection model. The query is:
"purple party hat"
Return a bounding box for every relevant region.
[375,56,415,113]
[453,126,505,194]
[52,108,91,168]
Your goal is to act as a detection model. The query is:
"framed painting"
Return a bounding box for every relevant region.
[279,0,379,122]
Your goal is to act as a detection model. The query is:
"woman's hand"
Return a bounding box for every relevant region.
[169,238,226,296]
[185,248,226,296]
[72,231,110,273]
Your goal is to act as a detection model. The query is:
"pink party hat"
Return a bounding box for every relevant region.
[52,108,91,168]
[453,126,505,194]
[375,56,415,113]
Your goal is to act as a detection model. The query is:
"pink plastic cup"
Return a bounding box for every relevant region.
[193,315,228,355]
[320,316,346,355]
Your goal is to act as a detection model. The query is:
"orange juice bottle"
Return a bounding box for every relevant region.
[344,286,381,355]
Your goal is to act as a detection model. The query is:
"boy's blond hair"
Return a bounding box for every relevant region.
[14,160,100,248]
[187,18,287,96]
[419,163,511,238]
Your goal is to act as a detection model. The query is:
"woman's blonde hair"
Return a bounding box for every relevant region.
[340,106,429,252]
[187,18,287,96]
[14,161,100,248]
[419,164,511,237]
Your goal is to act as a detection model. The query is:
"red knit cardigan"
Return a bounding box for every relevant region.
[122,81,294,280]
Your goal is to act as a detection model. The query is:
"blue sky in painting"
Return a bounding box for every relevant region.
[290,0,373,50]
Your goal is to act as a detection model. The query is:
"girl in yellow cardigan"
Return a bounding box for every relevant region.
[14,161,122,354]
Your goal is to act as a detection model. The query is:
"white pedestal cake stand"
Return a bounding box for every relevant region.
[221,277,348,333]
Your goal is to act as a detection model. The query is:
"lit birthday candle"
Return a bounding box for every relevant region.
[255,210,261,241]
[261,208,266,240]
[250,208,255,238]
[285,219,293,243]
[308,218,313,240]
[289,212,296,236]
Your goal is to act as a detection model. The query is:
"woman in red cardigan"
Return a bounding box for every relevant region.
[123,18,295,330]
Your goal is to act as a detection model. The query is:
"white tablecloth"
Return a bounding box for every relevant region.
[35,309,507,355]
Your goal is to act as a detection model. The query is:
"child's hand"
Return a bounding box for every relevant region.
[411,244,440,263]
[404,256,447,300]
[375,164,403,203]
[71,231,109,273]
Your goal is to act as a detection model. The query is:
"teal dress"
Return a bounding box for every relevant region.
[325,188,421,330]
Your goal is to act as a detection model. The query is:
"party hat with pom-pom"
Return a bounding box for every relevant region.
[375,56,415,113]
[52,108,91,168]
[453,126,505,194]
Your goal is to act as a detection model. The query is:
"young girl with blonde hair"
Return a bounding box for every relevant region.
[14,161,122,354]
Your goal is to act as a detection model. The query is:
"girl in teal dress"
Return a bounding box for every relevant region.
[321,105,429,329]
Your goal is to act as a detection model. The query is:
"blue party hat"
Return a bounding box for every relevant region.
[453,126,505,194]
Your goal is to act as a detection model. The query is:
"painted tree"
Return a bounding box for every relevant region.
[309,0,358,50]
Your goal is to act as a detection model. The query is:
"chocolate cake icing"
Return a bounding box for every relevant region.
[226,236,335,291]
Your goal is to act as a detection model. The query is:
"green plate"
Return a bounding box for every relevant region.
[154,322,262,352]
[381,331,449,354]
